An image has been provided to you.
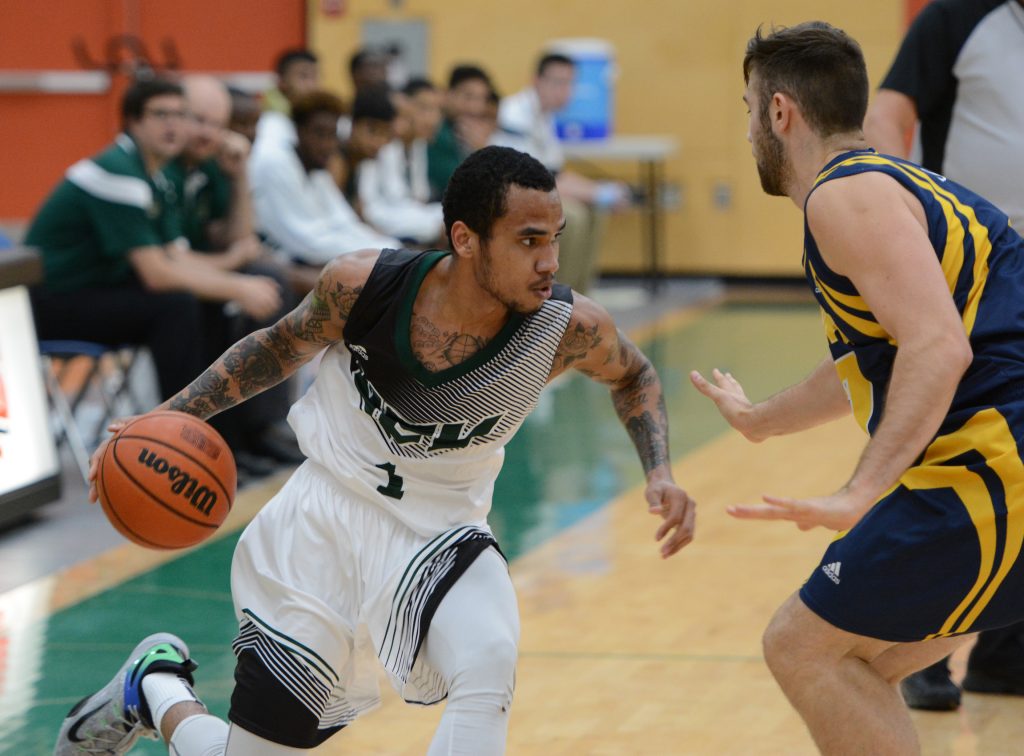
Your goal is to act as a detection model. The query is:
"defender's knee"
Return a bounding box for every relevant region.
[762,600,817,687]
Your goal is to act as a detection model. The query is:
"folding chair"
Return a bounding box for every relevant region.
[39,340,144,483]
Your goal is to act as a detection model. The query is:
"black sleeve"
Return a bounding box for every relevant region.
[879,0,1001,119]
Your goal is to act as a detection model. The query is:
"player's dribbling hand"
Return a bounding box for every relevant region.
[645,478,696,558]
[87,416,141,503]
[727,489,870,532]
[689,369,766,442]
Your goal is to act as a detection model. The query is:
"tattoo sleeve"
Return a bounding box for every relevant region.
[610,341,671,476]
[165,275,359,419]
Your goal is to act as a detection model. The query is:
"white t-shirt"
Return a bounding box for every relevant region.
[358,140,444,243]
[249,144,399,264]
[497,87,565,171]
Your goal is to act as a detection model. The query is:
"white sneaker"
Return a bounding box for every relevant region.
[54,633,195,755]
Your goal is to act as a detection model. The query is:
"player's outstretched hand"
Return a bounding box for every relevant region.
[727,489,870,532]
[646,478,696,559]
[87,415,140,503]
[689,369,766,442]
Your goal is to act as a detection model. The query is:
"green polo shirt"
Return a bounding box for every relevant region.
[25,134,179,292]
[426,119,467,201]
[164,157,232,251]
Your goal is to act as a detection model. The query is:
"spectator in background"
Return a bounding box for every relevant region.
[168,76,263,263]
[25,78,279,402]
[499,53,629,293]
[228,86,261,145]
[333,86,398,210]
[863,0,1024,712]
[485,88,530,151]
[256,48,320,152]
[427,64,494,200]
[383,42,411,90]
[358,77,446,246]
[348,48,390,94]
[168,75,301,476]
[249,90,397,282]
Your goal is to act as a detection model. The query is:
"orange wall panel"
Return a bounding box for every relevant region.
[137,2,305,71]
[0,0,305,223]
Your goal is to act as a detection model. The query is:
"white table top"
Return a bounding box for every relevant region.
[560,135,678,161]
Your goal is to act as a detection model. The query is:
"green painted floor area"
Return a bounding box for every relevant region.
[2,301,826,755]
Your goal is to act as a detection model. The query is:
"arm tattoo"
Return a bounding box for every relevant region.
[165,273,355,418]
[551,321,603,374]
[325,280,362,321]
[167,370,234,418]
[611,350,671,475]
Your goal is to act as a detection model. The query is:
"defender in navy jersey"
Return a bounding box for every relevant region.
[691,22,1024,754]
[58,147,695,756]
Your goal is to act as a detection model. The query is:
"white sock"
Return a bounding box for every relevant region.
[169,714,229,756]
[141,672,200,732]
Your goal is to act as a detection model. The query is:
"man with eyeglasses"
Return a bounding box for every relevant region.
[26,78,281,403]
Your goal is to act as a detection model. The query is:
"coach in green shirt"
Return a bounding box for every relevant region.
[26,78,280,400]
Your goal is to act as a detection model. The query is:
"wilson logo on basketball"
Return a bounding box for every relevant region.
[136,448,218,516]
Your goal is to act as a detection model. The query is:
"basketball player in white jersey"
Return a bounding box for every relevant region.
[56,146,695,756]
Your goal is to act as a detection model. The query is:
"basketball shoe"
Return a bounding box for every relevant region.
[54,632,196,755]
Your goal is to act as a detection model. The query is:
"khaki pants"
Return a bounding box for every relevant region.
[557,198,605,294]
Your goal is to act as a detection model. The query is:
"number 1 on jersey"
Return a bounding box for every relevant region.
[375,462,405,500]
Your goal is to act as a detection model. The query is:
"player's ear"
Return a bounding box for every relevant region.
[449,220,478,259]
[771,92,794,135]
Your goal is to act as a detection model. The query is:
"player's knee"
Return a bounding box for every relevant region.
[762,607,807,682]
[448,632,518,707]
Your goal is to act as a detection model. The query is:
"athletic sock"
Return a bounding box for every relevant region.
[141,672,200,733]
[169,713,229,756]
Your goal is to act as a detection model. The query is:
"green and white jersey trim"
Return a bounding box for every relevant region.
[66,159,153,209]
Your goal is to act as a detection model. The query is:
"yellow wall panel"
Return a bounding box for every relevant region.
[310,0,903,277]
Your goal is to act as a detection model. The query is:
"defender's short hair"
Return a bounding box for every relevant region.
[743,21,868,138]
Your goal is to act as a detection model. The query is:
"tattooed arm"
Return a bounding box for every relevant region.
[86,250,379,501]
[550,295,696,558]
[162,249,377,418]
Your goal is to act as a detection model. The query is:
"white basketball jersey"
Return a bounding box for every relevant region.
[288,249,573,536]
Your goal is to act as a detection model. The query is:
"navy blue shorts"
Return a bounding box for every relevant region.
[801,405,1024,642]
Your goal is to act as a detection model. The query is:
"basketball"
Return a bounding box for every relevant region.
[97,411,236,550]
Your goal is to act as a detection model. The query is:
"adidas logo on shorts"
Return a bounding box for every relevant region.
[821,561,841,585]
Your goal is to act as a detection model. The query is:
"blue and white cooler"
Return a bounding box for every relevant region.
[548,38,616,141]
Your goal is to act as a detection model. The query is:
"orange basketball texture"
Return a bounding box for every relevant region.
[98,411,236,549]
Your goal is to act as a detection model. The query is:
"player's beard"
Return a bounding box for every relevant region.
[753,110,791,197]
[476,240,541,316]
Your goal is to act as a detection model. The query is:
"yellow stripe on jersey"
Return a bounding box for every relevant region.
[813,154,995,337]
[833,351,874,435]
[894,161,994,337]
[815,155,965,296]
[900,408,1024,638]
[807,259,891,342]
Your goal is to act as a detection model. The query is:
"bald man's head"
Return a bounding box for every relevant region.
[183,75,231,163]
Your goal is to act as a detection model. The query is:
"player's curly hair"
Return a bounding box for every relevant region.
[442,146,556,248]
